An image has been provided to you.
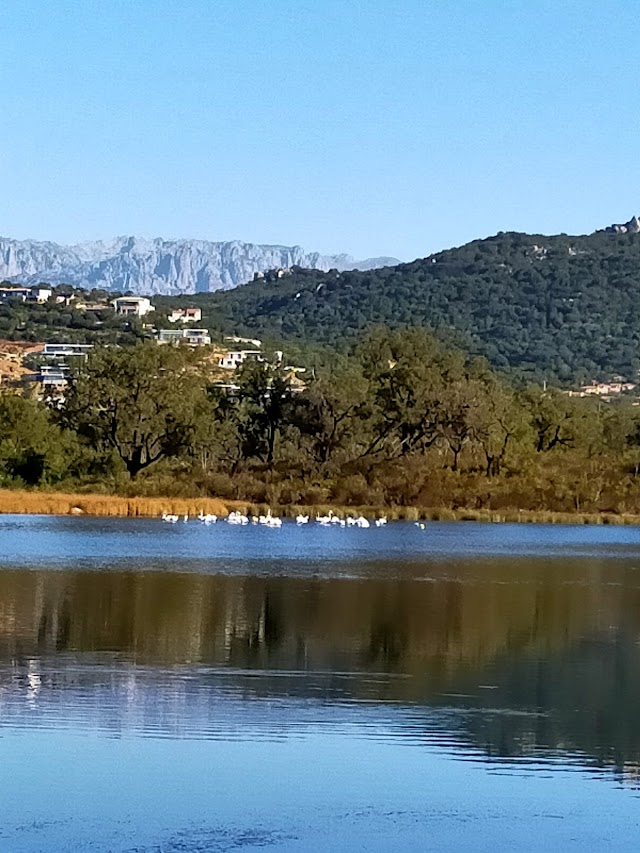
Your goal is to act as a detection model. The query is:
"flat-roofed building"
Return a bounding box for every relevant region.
[43,343,93,359]
[168,307,202,323]
[112,296,154,317]
[218,349,262,370]
[158,328,211,346]
[0,286,30,302]
[30,286,52,303]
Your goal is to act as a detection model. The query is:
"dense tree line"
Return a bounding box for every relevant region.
[3,331,640,515]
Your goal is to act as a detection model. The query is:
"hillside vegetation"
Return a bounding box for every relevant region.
[176,228,640,382]
[4,226,640,383]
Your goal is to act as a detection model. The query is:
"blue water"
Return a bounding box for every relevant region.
[0,515,639,851]
[1,514,640,571]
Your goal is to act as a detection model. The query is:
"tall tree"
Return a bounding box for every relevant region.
[61,343,209,478]
[358,327,466,459]
[293,359,370,469]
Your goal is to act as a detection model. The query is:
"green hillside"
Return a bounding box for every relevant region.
[178,227,640,382]
[5,225,640,383]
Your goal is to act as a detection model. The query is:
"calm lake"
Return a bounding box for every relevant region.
[0,515,639,851]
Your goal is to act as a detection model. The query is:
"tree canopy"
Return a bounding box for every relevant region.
[60,343,209,478]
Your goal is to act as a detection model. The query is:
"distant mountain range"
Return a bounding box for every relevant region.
[0,235,399,295]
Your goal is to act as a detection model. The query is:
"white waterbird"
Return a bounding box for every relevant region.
[226,511,249,525]
[198,512,218,524]
[259,510,282,528]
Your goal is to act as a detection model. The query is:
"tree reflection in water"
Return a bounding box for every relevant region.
[0,558,639,779]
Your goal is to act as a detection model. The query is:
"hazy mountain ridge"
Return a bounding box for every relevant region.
[0,235,399,295]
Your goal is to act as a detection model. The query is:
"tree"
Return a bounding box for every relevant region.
[237,358,303,465]
[469,375,532,477]
[0,394,70,485]
[292,359,370,469]
[60,343,209,478]
[358,327,467,459]
[524,387,589,454]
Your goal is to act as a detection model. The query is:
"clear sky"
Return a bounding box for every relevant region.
[1,0,640,260]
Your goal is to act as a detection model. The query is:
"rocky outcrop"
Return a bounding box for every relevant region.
[602,216,640,234]
[0,235,399,295]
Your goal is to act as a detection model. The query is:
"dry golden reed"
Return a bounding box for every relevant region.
[0,490,230,519]
[2,489,640,526]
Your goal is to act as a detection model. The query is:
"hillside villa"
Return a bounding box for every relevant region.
[566,380,637,398]
[218,348,263,369]
[157,328,211,346]
[111,296,154,317]
[168,307,202,323]
[0,285,52,303]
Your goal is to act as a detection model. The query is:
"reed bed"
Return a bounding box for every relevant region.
[2,489,640,527]
[0,490,229,519]
[420,507,640,526]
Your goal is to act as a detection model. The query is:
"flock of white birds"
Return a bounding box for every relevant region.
[160,510,388,529]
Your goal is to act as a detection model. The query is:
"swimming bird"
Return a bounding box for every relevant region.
[259,510,282,527]
[296,514,309,525]
[198,512,217,524]
[161,511,179,523]
[226,511,249,525]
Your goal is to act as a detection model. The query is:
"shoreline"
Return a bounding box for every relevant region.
[1,490,640,526]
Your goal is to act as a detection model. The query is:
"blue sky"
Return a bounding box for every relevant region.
[1,0,639,260]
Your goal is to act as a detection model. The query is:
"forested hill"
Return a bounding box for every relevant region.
[194,227,640,381]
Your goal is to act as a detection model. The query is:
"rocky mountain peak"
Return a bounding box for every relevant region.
[602,215,640,234]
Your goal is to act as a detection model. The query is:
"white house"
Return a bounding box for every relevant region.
[158,328,211,346]
[218,349,262,370]
[0,286,52,303]
[0,286,30,302]
[168,307,202,324]
[111,296,154,317]
[30,286,52,303]
[43,343,93,359]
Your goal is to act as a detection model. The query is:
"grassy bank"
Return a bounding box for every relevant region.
[2,489,640,526]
